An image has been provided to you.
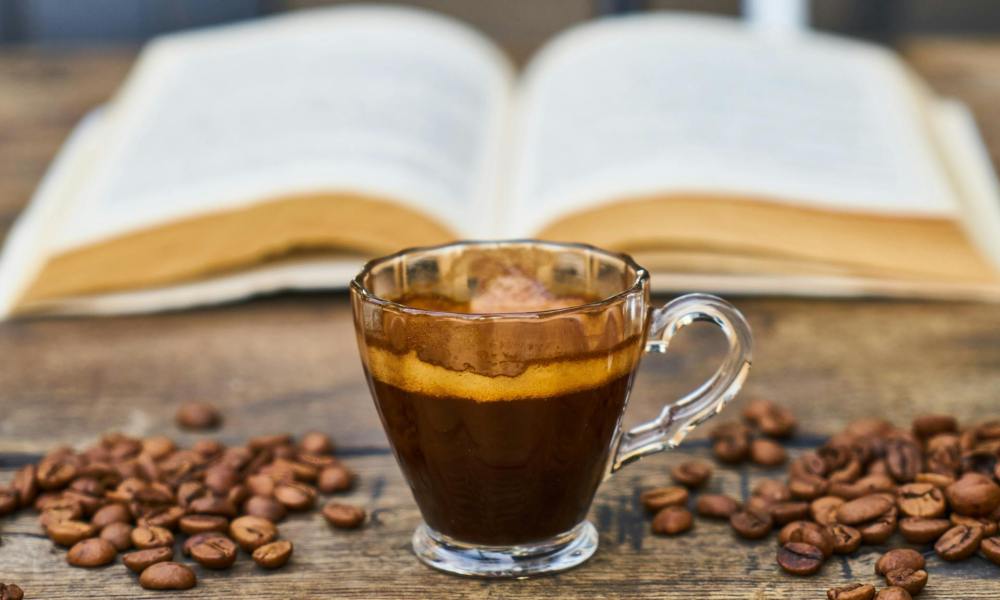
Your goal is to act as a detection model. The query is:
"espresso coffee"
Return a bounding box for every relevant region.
[366,293,640,546]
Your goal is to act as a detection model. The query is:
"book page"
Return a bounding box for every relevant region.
[506,14,959,235]
[49,5,513,253]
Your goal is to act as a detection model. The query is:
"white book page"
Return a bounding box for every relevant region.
[506,14,958,235]
[50,5,513,253]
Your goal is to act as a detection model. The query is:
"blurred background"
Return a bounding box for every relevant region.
[3,0,1000,56]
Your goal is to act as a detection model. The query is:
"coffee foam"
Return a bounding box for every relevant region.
[364,344,642,402]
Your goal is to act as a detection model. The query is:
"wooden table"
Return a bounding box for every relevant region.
[3,38,1000,599]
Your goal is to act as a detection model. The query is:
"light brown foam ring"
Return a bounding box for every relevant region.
[365,345,642,402]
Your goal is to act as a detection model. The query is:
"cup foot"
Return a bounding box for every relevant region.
[411,521,598,578]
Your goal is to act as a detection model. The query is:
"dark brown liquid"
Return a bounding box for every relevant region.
[369,373,633,545]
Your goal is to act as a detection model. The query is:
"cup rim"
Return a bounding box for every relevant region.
[350,239,649,319]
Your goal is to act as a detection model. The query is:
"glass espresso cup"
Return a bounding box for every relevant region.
[350,240,751,577]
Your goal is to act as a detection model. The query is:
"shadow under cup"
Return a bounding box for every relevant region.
[350,241,650,576]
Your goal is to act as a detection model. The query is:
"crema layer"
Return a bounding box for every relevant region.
[364,344,642,402]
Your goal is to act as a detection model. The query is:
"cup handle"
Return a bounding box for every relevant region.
[610,293,753,474]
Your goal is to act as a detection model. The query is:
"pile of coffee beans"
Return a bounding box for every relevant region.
[0,426,366,592]
[645,401,1000,599]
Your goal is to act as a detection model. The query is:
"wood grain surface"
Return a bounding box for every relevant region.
[2,38,1000,598]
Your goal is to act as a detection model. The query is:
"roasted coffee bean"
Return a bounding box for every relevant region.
[131,525,174,549]
[742,398,775,423]
[183,532,227,556]
[962,448,1000,478]
[824,523,860,554]
[0,491,17,516]
[190,535,238,569]
[205,466,240,495]
[63,489,103,516]
[244,495,287,522]
[286,460,325,486]
[228,484,250,507]
[926,435,962,477]
[322,501,366,529]
[69,476,104,498]
[950,513,998,536]
[132,484,174,507]
[230,515,278,551]
[935,524,984,561]
[827,583,876,600]
[695,494,740,519]
[978,420,1000,440]
[252,540,294,569]
[38,499,84,529]
[744,399,797,438]
[779,521,834,557]
[885,438,921,483]
[875,548,925,575]
[249,434,293,450]
[790,452,828,479]
[188,495,238,517]
[180,514,229,535]
[811,496,845,526]
[258,461,294,484]
[33,492,65,512]
[0,583,24,600]
[137,505,184,531]
[298,453,338,470]
[122,546,173,573]
[747,496,773,515]
[107,478,145,503]
[899,517,951,544]
[829,458,863,484]
[770,502,810,525]
[139,562,197,591]
[875,587,912,600]
[776,542,824,575]
[837,494,893,525]
[47,519,97,546]
[639,486,689,512]
[822,445,854,475]
[981,536,1000,565]
[141,435,176,460]
[66,537,116,567]
[730,508,772,540]
[830,475,896,500]
[651,506,693,535]
[246,474,277,497]
[912,414,958,439]
[868,460,890,478]
[100,522,133,551]
[670,461,712,488]
[90,503,130,529]
[175,401,222,430]
[884,568,927,596]
[712,437,748,464]
[946,473,1000,517]
[859,508,898,545]
[12,465,38,508]
[789,476,828,500]
[753,479,792,503]
[896,482,946,518]
[712,422,751,463]
[274,482,317,511]
[750,438,787,467]
[192,438,223,458]
[298,431,334,455]
[36,457,78,491]
[915,472,954,489]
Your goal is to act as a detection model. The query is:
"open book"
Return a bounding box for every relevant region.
[3,5,1000,316]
